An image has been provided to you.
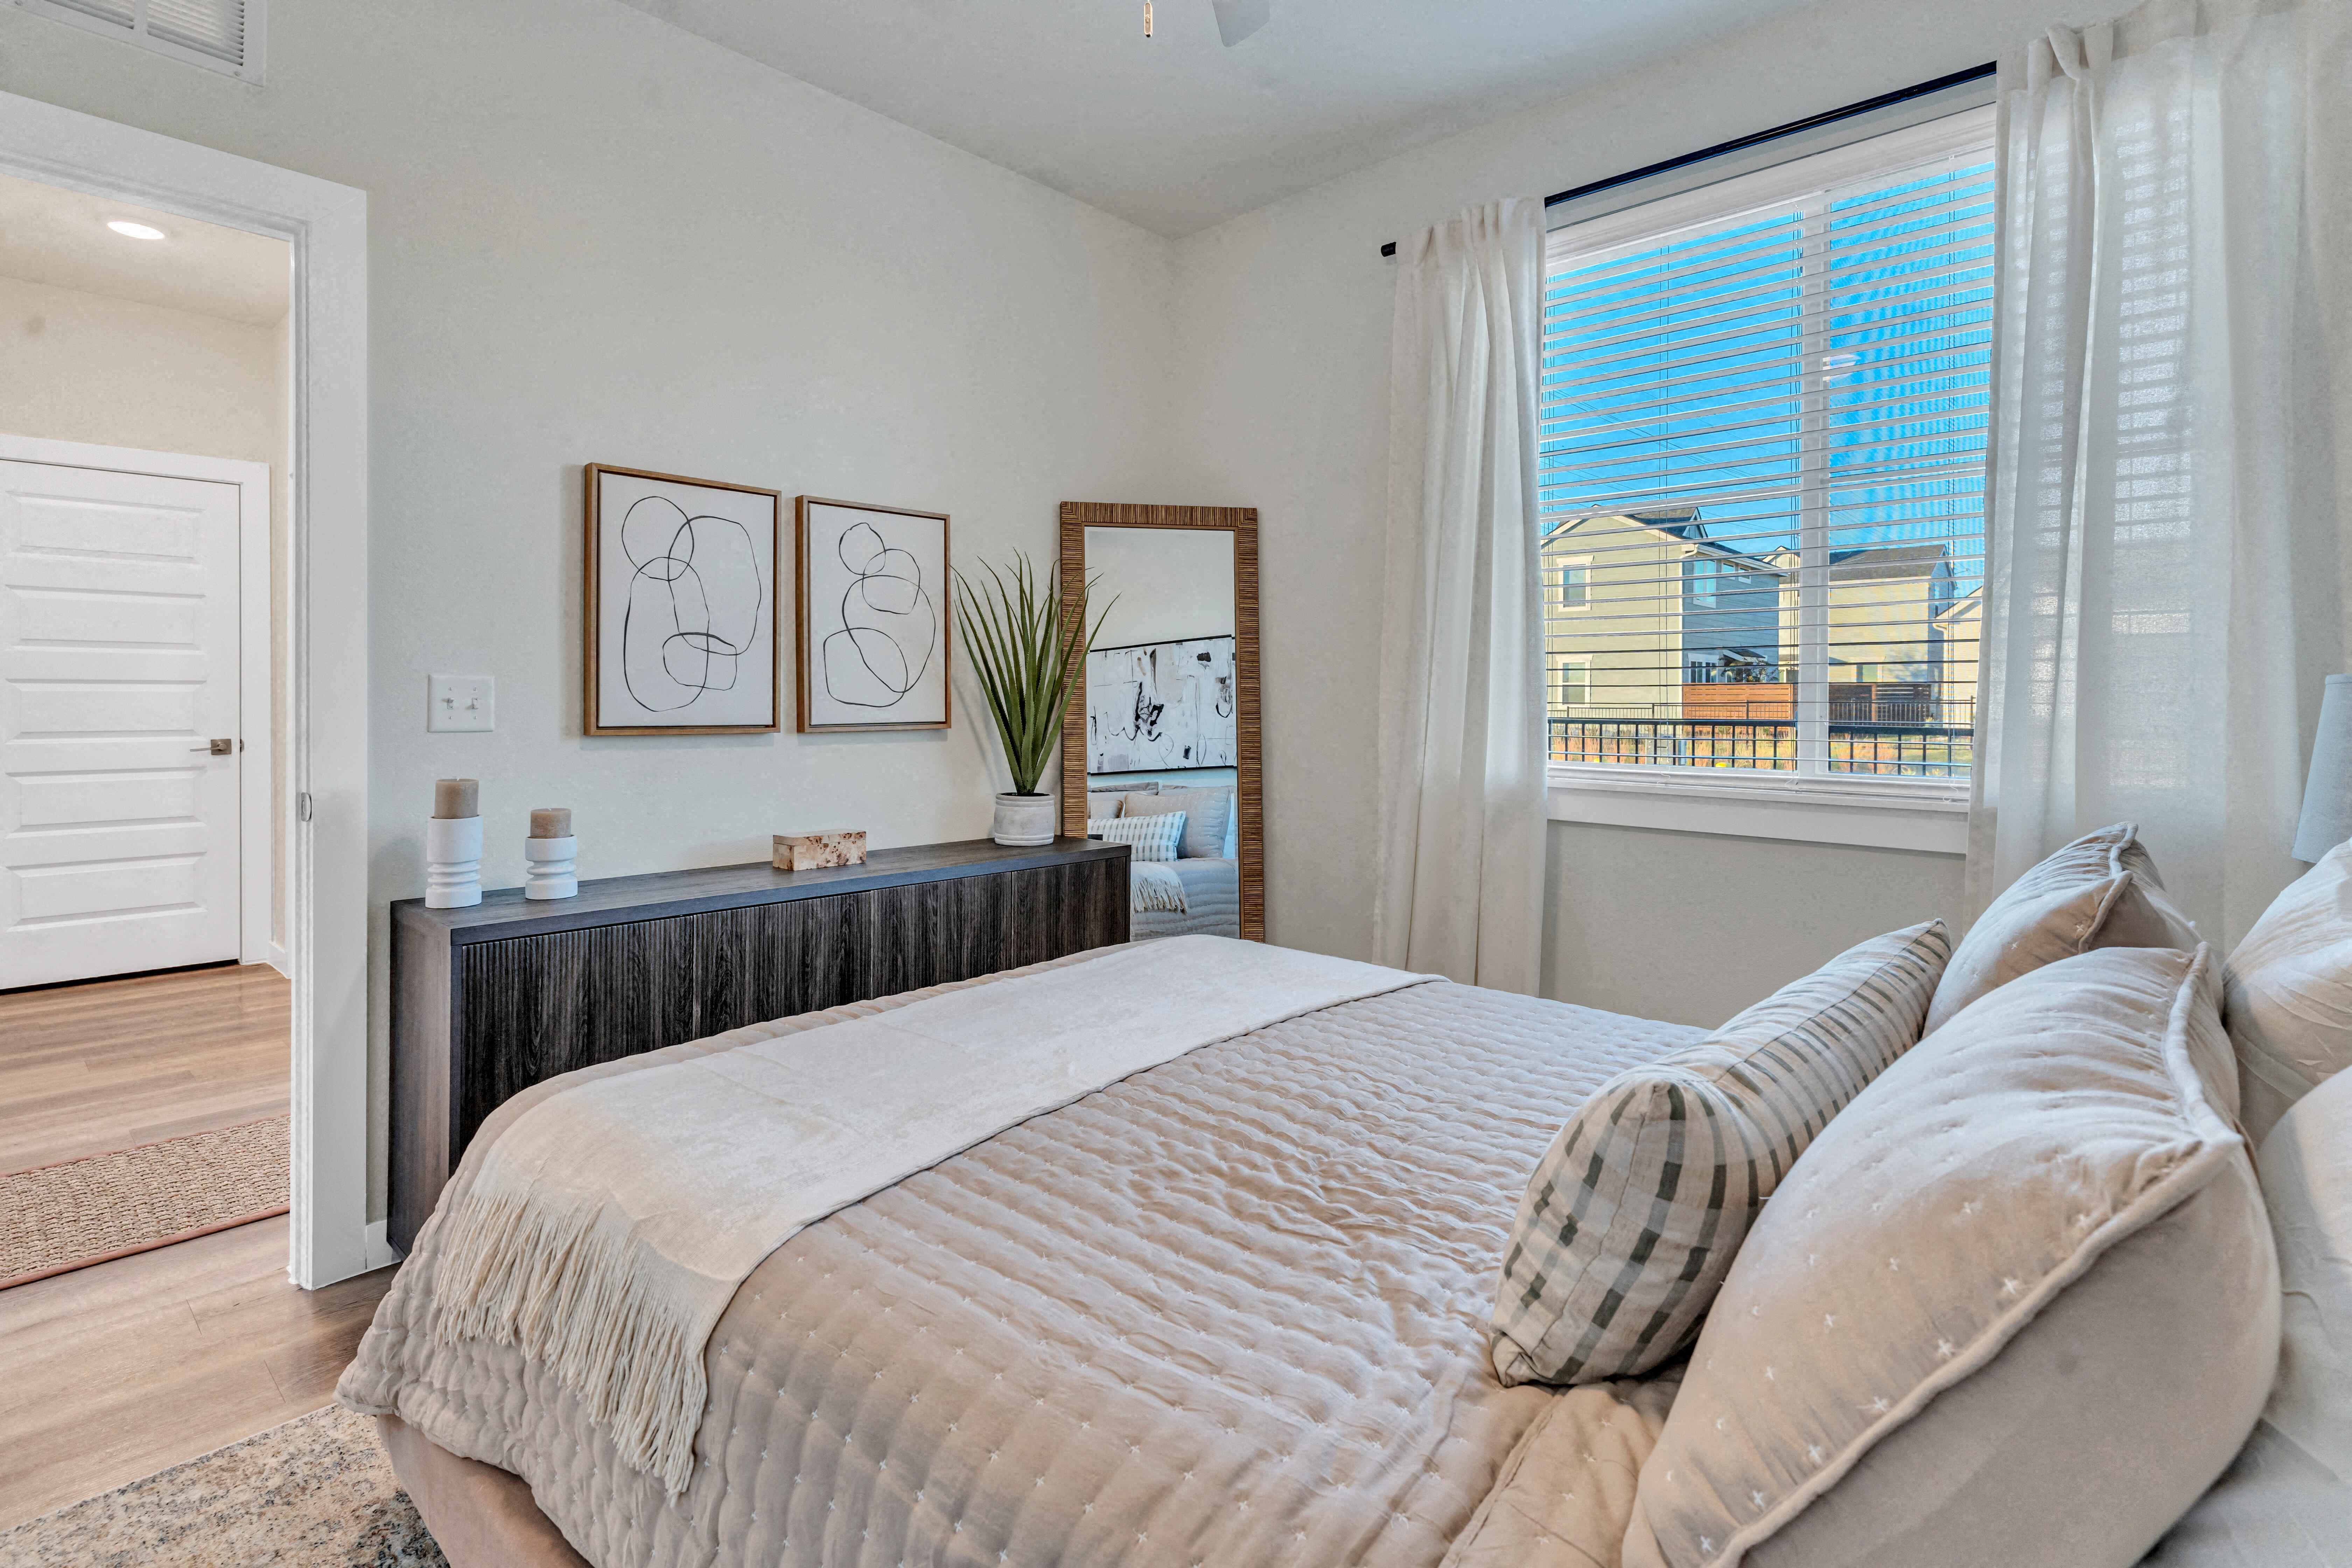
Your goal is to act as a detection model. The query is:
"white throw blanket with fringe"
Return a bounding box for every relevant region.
[428,935,1435,1494]
[1132,860,1189,913]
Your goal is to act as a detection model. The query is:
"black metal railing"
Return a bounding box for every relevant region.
[1550,716,1974,779]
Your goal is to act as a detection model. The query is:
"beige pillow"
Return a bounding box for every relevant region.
[2222,842,2352,1143]
[2142,1067,2352,1565]
[1623,945,2277,1568]
[1925,822,2198,1036]
[1087,782,1153,819]
[1491,923,1950,1388]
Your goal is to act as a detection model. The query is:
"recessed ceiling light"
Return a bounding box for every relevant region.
[106,220,167,241]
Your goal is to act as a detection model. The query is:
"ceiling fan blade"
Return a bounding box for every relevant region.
[1211,0,1270,46]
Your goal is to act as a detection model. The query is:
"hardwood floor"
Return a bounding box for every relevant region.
[0,962,394,1531]
[0,1216,397,1529]
[0,962,290,1172]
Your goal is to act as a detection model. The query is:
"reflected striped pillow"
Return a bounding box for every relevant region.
[1089,811,1185,863]
[1491,919,1952,1387]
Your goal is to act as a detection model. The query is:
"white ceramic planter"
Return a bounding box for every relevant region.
[424,815,484,908]
[523,834,579,900]
[990,792,1056,847]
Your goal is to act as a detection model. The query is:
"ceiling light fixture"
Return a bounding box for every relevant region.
[106,219,167,241]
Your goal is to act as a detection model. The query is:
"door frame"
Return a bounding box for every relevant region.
[0,435,277,973]
[0,90,371,1289]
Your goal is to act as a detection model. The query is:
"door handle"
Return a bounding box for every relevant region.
[189,738,234,755]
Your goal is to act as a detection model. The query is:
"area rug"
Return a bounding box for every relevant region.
[0,1404,444,1567]
[0,1115,289,1289]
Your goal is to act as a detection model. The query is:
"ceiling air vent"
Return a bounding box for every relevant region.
[14,0,265,82]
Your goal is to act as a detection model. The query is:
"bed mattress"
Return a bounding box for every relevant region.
[341,954,1706,1568]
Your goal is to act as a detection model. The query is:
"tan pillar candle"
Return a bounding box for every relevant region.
[432,778,479,819]
[528,807,573,840]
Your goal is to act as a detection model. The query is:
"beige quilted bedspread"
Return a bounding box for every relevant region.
[340,955,1704,1568]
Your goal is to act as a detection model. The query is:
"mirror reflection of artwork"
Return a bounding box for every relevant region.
[1087,635,1237,772]
[586,465,780,735]
[796,497,952,732]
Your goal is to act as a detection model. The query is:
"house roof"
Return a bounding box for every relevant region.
[1827,541,1953,581]
[1546,510,1966,583]
[1546,507,1786,574]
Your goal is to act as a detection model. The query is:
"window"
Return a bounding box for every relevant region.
[14,0,264,81]
[1549,556,1590,612]
[1551,656,1590,712]
[1538,110,1990,791]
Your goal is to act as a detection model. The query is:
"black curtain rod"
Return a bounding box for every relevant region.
[1378,62,1996,259]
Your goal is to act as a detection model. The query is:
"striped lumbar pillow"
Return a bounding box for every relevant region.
[1089,810,1186,863]
[1490,919,1952,1388]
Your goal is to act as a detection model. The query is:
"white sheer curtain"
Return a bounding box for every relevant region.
[1970,0,2352,946]
[1374,198,1547,990]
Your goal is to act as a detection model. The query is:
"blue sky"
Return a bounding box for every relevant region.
[1537,156,1995,589]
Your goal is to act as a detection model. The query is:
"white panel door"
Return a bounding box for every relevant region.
[0,460,243,989]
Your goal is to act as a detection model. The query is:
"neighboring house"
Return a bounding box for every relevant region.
[1808,540,1967,724]
[1933,586,1982,727]
[1541,507,1789,723]
[1541,511,1980,757]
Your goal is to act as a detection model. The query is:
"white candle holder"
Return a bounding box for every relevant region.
[524,834,578,900]
[425,815,484,908]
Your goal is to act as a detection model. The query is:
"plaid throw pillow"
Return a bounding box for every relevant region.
[1491,919,1952,1388]
[1089,811,1185,863]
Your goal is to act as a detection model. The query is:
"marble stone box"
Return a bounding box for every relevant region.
[772,830,868,872]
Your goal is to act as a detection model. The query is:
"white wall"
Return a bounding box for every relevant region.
[0,272,281,458]
[0,270,291,952]
[1087,526,1235,648]
[1159,0,2096,1020]
[0,0,2129,1220]
[1544,824,1967,1027]
[0,0,1178,1219]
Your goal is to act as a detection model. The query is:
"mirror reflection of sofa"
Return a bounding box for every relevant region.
[1086,780,1240,939]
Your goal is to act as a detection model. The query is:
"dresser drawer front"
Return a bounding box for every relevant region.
[400,846,1134,1251]
[445,860,1126,1162]
[454,892,848,1150]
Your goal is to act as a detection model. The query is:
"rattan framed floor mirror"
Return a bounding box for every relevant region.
[1057,502,1264,941]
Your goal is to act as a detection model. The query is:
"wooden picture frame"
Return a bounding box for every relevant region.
[795,496,953,733]
[1058,502,1265,942]
[584,464,782,735]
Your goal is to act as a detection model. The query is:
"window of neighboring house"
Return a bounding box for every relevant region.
[1550,557,1590,612]
[1550,656,1591,711]
[1537,106,1991,792]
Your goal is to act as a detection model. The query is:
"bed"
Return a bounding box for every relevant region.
[1089,783,1243,941]
[340,949,1705,1567]
[1132,855,1241,939]
[341,925,2351,1568]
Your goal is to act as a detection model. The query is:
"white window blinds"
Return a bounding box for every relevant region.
[16,0,263,80]
[1538,108,1992,784]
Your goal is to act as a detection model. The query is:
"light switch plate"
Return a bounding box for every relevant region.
[428,674,495,733]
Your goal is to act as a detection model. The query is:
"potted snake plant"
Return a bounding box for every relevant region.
[953,553,1110,846]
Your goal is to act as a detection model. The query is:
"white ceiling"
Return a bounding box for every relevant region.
[620,0,1825,237]
[0,172,289,326]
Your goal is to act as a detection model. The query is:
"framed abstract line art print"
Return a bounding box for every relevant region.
[796,496,952,732]
[584,464,782,735]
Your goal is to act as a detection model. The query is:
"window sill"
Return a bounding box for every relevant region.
[1546,764,1969,853]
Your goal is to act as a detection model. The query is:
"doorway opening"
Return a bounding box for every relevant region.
[0,174,293,1291]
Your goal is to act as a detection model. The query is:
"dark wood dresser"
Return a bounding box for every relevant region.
[390,837,1129,1251]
